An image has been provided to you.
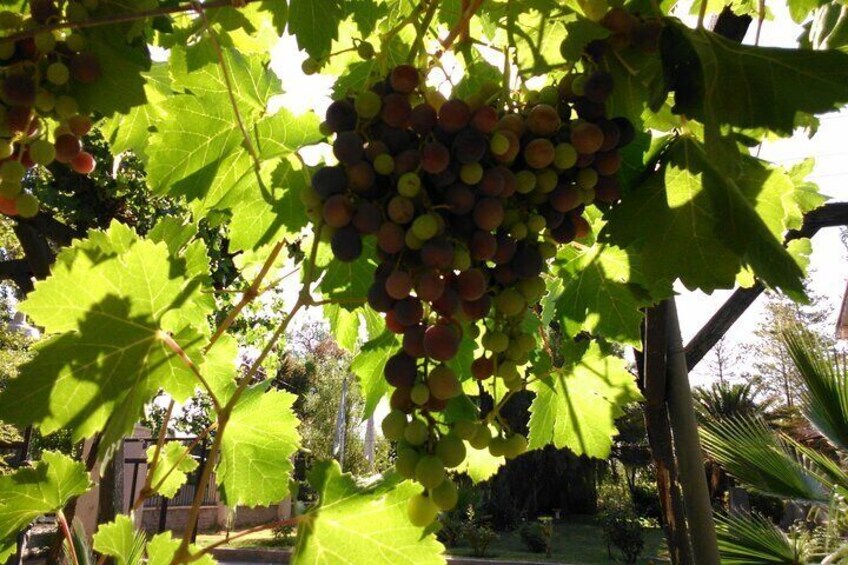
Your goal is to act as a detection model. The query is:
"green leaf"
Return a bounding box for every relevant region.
[351,331,398,418]
[147,442,199,499]
[217,385,301,507]
[560,16,610,61]
[528,341,642,458]
[288,0,344,59]
[325,303,361,352]
[292,461,445,564]
[661,22,848,134]
[715,513,800,565]
[0,452,91,561]
[317,238,377,306]
[92,515,147,565]
[456,445,505,483]
[0,223,212,451]
[549,243,654,347]
[146,531,217,565]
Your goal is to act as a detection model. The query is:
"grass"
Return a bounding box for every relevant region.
[197,516,667,564]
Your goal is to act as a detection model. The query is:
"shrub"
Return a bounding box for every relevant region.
[519,516,553,555]
[462,522,498,558]
[630,482,662,522]
[598,483,645,564]
[271,523,297,547]
[437,511,464,548]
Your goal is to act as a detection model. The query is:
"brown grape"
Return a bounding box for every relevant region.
[420,237,454,269]
[386,269,414,299]
[471,106,498,133]
[3,75,36,106]
[526,104,561,137]
[353,201,382,234]
[584,71,614,103]
[377,222,406,254]
[415,270,445,302]
[456,268,487,301]
[461,294,492,320]
[70,151,95,175]
[403,324,427,358]
[594,151,621,176]
[453,129,487,164]
[472,356,494,380]
[432,287,460,317]
[331,226,363,262]
[388,196,415,224]
[473,198,504,231]
[333,131,364,164]
[322,194,354,228]
[570,121,605,154]
[54,134,82,163]
[394,297,424,326]
[325,100,357,133]
[347,161,376,192]
[438,99,471,133]
[470,230,497,260]
[421,142,450,174]
[478,168,505,197]
[410,104,437,134]
[550,184,581,213]
[385,352,417,387]
[424,323,461,361]
[381,93,412,128]
[594,175,621,203]
[368,282,394,312]
[390,64,420,94]
[312,165,346,199]
[524,138,556,169]
[445,183,475,215]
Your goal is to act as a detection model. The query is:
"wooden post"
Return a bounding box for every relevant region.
[665,299,720,564]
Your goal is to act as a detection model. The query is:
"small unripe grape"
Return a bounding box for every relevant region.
[469,424,492,450]
[576,167,599,189]
[65,32,86,52]
[55,96,79,119]
[411,383,430,406]
[0,42,13,60]
[382,410,408,441]
[35,90,55,112]
[504,433,529,459]
[0,160,25,184]
[34,32,56,53]
[70,53,101,84]
[396,448,420,479]
[407,493,439,527]
[0,181,21,199]
[301,57,320,75]
[68,115,92,137]
[354,90,381,119]
[397,172,421,198]
[453,420,478,441]
[527,214,546,233]
[495,288,525,317]
[66,2,90,22]
[489,132,510,156]
[554,143,578,170]
[435,435,466,468]
[404,419,429,446]
[0,141,13,160]
[15,193,39,218]
[515,170,536,194]
[428,364,460,400]
[0,11,21,29]
[411,214,438,241]
[489,436,508,457]
[483,331,509,353]
[373,153,394,175]
[430,479,459,511]
[415,455,446,489]
[460,162,484,185]
[29,139,56,166]
[357,41,375,60]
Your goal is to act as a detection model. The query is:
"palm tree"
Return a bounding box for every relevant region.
[700,327,848,564]
[694,381,766,422]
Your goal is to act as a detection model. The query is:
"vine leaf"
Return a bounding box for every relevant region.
[351,331,398,418]
[217,384,301,507]
[93,516,216,565]
[92,515,147,565]
[560,16,610,61]
[547,243,656,347]
[292,461,445,565]
[528,341,642,458]
[317,238,378,307]
[456,446,504,483]
[147,442,199,499]
[0,223,212,454]
[288,0,344,59]
[661,21,848,134]
[0,452,91,561]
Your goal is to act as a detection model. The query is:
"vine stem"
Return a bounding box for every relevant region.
[174,227,323,564]
[142,400,176,501]
[207,240,287,351]
[196,516,301,556]
[0,0,266,44]
[160,333,222,412]
[696,0,708,29]
[408,0,441,63]
[435,0,484,58]
[56,511,79,565]
[192,1,263,176]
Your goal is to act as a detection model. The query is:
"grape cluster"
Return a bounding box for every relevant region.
[0,0,101,218]
[304,57,633,526]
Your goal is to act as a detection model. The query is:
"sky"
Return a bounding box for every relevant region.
[263,9,848,390]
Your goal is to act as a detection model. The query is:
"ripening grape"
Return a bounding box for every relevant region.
[504,434,529,459]
[357,41,375,60]
[526,104,561,137]
[15,193,39,218]
[411,214,439,240]
[31,0,61,23]
[352,201,382,234]
[404,419,429,446]
[396,448,420,479]
[430,478,459,511]
[322,194,354,228]
[421,142,450,174]
[3,74,36,106]
[46,62,69,86]
[424,323,460,361]
[524,138,556,169]
[377,222,405,254]
[469,424,492,449]
[387,196,415,224]
[302,57,322,75]
[495,288,525,317]
[393,297,424,326]
[397,172,421,198]
[381,93,412,128]
[584,71,614,103]
[386,270,414,300]
[415,455,446,489]
[70,53,101,84]
[428,364,460,400]
[382,410,408,440]
[331,226,363,262]
[0,161,25,184]
[411,383,430,405]
[407,493,439,527]
[576,167,599,189]
[333,131,364,165]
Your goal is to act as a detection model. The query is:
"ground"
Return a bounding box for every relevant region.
[197,517,667,564]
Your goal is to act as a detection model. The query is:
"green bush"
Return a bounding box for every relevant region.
[271,523,296,547]
[519,517,553,555]
[630,482,662,522]
[462,522,498,558]
[598,483,645,564]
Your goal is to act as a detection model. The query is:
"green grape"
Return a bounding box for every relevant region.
[15,193,39,218]
[483,331,509,353]
[515,333,536,353]
[496,360,519,380]
[509,222,528,240]
[357,41,375,60]
[571,75,588,96]
[583,0,609,21]
[460,162,484,185]
[488,436,508,457]
[452,247,471,271]
[515,170,536,194]
[301,57,320,75]
[539,84,560,106]
[468,424,492,450]
[539,241,557,259]
[435,435,466,468]
[407,493,439,527]
[34,32,56,53]
[1,161,25,184]
[404,229,424,250]
[396,448,420,479]
[504,375,525,392]
[536,168,558,193]
[35,90,55,112]
[397,172,421,198]
[430,479,459,511]
[453,419,478,441]
[579,186,596,205]
[576,167,598,189]
[65,32,86,52]
[354,90,381,119]
[411,214,438,241]
[374,153,394,175]
[404,419,429,446]
[29,139,56,166]
[518,276,546,302]
[0,181,21,198]
[0,141,13,160]
[66,2,89,22]
[489,132,510,156]
[410,383,430,405]
[527,214,546,233]
[55,96,79,119]
[494,288,525,317]
[554,143,578,170]
[504,434,529,459]
[415,455,446,489]
[382,409,408,441]
[0,11,20,30]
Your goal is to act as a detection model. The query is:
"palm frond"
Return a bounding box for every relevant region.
[715,513,803,564]
[785,435,848,499]
[783,328,848,452]
[127,525,147,565]
[700,415,829,502]
[64,518,94,565]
